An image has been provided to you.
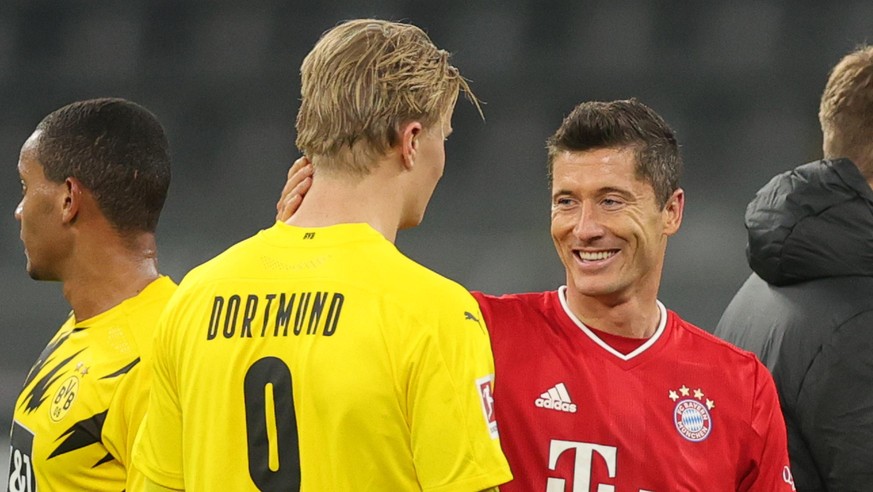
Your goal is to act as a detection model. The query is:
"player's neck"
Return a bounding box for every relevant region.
[565,287,661,339]
[285,163,405,243]
[62,231,161,322]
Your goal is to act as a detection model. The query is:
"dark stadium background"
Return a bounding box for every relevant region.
[1,0,869,474]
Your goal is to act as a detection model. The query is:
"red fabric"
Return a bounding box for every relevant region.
[586,326,648,355]
[473,289,792,492]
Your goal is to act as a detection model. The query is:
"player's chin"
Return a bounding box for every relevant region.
[568,273,618,298]
[26,260,56,281]
[26,264,44,280]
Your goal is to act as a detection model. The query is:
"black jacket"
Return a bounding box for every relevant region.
[715,158,873,491]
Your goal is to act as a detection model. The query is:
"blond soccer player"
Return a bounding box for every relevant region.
[133,19,511,491]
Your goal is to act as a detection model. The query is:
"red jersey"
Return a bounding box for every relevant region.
[474,288,794,492]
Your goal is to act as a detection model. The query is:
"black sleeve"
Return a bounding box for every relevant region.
[796,310,873,491]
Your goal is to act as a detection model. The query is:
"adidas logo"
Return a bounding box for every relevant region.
[535,383,578,413]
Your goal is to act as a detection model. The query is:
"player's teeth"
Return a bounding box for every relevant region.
[578,251,614,261]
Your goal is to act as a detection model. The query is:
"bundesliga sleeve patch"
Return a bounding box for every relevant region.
[476,375,499,439]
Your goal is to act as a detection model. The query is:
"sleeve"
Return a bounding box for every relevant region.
[470,291,492,327]
[131,300,186,490]
[101,359,151,492]
[796,311,873,491]
[405,289,512,492]
[738,360,794,492]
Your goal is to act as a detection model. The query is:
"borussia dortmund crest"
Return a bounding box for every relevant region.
[668,384,715,442]
[50,375,79,422]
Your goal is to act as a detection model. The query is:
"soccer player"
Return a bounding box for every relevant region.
[132,19,512,491]
[7,98,176,491]
[475,100,792,490]
[281,99,794,490]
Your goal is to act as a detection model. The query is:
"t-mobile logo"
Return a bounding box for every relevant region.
[546,439,654,492]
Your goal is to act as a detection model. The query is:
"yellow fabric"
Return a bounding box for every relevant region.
[8,276,177,492]
[133,222,511,491]
[142,475,183,492]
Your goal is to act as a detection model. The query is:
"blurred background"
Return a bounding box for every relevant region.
[1,0,870,477]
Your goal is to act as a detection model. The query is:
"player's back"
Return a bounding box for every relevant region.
[137,222,509,491]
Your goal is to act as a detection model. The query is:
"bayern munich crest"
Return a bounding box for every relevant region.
[669,385,714,442]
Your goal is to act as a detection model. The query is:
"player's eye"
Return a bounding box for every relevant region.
[601,197,624,208]
[552,197,575,209]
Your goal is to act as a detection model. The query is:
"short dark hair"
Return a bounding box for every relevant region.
[546,99,682,208]
[35,98,171,233]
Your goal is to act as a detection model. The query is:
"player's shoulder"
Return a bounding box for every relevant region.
[82,276,177,355]
[472,290,554,315]
[380,251,474,302]
[670,310,763,367]
[128,275,178,311]
[185,232,265,281]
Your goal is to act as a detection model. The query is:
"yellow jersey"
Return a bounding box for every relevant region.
[7,276,177,492]
[133,222,511,491]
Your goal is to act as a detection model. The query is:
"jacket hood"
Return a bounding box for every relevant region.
[745,158,873,286]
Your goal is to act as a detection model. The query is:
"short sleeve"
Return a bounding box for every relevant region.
[739,361,793,491]
[406,290,512,491]
[131,306,185,490]
[101,359,150,491]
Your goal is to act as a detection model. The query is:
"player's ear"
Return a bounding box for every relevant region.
[662,188,684,236]
[61,177,83,224]
[399,121,424,171]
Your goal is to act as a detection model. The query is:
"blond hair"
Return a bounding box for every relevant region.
[819,44,873,177]
[295,19,478,175]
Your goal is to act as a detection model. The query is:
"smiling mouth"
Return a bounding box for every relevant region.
[574,250,618,262]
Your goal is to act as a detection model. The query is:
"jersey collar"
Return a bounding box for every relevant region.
[557,285,667,361]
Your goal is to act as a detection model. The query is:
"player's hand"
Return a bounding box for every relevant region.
[276,156,313,222]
